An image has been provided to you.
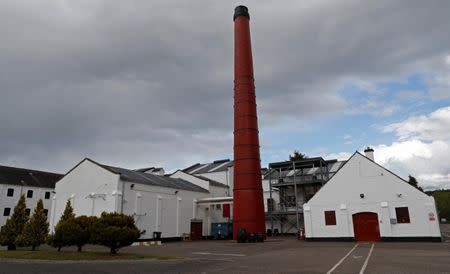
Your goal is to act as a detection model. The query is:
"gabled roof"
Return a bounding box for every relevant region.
[0,165,63,189]
[306,151,429,204]
[63,158,209,193]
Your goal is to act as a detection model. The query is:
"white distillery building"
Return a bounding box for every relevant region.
[183,159,279,231]
[303,149,442,242]
[50,158,230,239]
[0,165,62,227]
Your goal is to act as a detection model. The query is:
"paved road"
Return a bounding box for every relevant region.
[2,225,450,274]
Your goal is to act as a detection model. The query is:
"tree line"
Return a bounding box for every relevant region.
[0,195,141,254]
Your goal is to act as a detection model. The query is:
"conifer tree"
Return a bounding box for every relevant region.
[47,199,76,251]
[0,195,29,250]
[408,175,424,192]
[60,200,75,222]
[16,199,49,250]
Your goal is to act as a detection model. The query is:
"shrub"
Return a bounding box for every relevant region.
[0,195,29,250]
[16,199,49,250]
[49,216,96,252]
[71,216,96,252]
[91,212,141,254]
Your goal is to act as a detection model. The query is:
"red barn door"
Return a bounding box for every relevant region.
[352,212,380,241]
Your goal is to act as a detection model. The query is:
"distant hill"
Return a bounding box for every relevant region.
[426,189,450,223]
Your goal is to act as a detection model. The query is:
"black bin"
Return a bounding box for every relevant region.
[153,231,162,240]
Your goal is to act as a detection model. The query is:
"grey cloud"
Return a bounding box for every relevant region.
[1,0,450,172]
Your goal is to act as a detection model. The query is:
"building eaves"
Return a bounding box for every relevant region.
[101,164,209,193]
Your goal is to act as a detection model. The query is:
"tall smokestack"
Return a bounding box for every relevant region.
[232,5,265,241]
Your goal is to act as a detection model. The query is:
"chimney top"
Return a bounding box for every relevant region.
[234,5,250,21]
[364,147,375,161]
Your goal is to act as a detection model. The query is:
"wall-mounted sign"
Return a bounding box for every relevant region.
[428,212,436,221]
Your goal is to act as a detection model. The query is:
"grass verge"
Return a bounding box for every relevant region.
[0,250,178,261]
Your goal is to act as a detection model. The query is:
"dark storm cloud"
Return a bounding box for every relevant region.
[1,0,449,172]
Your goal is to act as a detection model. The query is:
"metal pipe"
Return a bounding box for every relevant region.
[269,169,273,232]
[232,5,265,240]
[293,162,299,231]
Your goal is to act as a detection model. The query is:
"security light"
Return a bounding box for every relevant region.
[360,193,365,198]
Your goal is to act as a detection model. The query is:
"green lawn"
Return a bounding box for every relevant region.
[0,250,177,261]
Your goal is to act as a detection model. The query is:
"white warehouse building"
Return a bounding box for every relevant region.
[0,165,62,227]
[50,158,231,240]
[303,149,442,242]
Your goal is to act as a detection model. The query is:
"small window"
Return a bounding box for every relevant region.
[267,198,275,212]
[25,208,31,216]
[325,210,336,226]
[216,204,221,210]
[26,190,33,198]
[395,207,410,223]
[43,209,48,217]
[45,192,51,199]
[3,208,11,216]
[7,188,14,197]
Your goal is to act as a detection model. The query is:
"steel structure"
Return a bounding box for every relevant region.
[267,158,342,234]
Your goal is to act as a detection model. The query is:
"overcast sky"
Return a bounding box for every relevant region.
[1,0,450,190]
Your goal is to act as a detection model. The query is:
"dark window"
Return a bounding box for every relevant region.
[43,209,48,217]
[267,198,275,212]
[45,192,51,199]
[395,207,410,223]
[3,208,11,216]
[25,208,31,216]
[26,190,33,198]
[7,188,14,197]
[325,211,336,226]
[216,204,221,210]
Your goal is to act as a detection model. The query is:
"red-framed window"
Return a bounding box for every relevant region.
[325,210,336,226]
[395,207,410,223]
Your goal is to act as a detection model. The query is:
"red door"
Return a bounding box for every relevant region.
[352,212,380,241]
[190,221,203,240]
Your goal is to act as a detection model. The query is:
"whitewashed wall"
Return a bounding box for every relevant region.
[196,166,233,189]
[50,159,120,229]
[121,181,210,239]
[50,159,231,239]
[0,184,53,226]
[304,152,441,239]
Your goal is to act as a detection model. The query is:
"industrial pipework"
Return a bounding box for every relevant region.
[232,5,266,241]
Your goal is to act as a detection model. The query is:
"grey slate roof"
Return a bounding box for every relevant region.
[0,165,63,189]
[134,167,163,173]
[183,159,233,174]
[101,164,209,193]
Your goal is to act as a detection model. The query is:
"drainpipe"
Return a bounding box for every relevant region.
[120,181,125,214]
